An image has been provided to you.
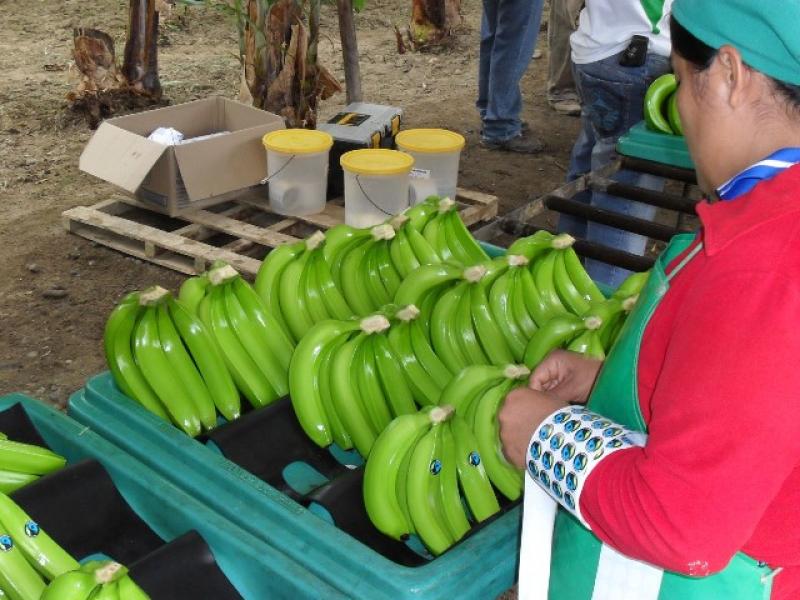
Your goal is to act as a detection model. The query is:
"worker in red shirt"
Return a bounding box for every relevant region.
[499,1,800,598]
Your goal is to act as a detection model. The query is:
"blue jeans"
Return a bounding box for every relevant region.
[559,51,671,288]
[476,0,545,142]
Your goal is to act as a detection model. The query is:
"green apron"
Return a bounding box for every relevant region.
[548,234,778,600]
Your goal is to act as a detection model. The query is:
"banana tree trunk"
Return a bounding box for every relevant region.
[336,0,362,104]
[410,0,461,48]
[122,0,162,99]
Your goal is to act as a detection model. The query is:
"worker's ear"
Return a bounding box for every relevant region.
[714,45,753,109]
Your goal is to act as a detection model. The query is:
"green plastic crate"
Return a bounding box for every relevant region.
[69,374,521,600]
[0,392,346,600]
[617,121,694,170]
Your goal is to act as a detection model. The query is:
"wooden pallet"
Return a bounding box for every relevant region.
[62,188,498,279]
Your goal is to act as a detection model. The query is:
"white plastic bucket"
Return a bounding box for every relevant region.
[341,149,416,228]
[395,128,466,202]
[262,129,334,216]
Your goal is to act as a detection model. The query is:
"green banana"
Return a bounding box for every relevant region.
[562,247,604,303]
[322,224,370,266]
[442,210,489,265]
[167,297,240,422]
[430,283,471,374]
[363,409,433,540]
[488,270,529,361]
[330,335,379,457]
[0,472,37,495]
[289,318,362,448]
[339,239,378,316]
[517,266,552,327]
[509,268,539,339]
[303,250,333,324]
[394,262,463,307]
[409,314,454,383]
[224,284,288,398]
[612,270,650,300]
[388,226,421,279]
[405,222,442,265]
[523,313,585,369]
[388,318,443,407]
[103,295,169,421]
[0,441,64,477]
[362,243,392,310]
[403,197,440,231]
[375,240,402,299]
[406,415,455,556]
[156,305,217,431]
[133,303,202,437]
[312,251,354,320]
[354,336,394,434]
[317,332,355,450]
[585,329,607,360]
[438,421,471,542]
[533,250,570,318]
[207,285,279,410]
[373,334,418,417]
[553,249,591,315]
[667,90,683,136]
[278,248,316,341]
[231,277,296,370]
[454,278,490,366]
[422,210,453,263]
[254,241,305,340]
[449,415,500,522]
[438,363,529,416]
[0,532,46,600]
[0,494,78,580]
[506,230,556,262]
[644,73,677,135]
[473,381,524,500]
[177,275,209,316]
[90,582,119,600]
[40,570,96,600]
[470,275,517,365]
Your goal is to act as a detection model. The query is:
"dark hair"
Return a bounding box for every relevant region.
[670,16,800,110]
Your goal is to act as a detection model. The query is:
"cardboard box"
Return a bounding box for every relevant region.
[79,97,285,216]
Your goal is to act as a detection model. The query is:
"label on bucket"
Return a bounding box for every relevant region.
[410,168,432,180]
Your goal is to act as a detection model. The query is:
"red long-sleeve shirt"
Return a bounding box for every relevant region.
[581,164,800,599]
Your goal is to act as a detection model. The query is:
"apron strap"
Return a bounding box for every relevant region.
[666,242,703,283]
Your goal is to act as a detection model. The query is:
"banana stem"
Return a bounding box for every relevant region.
[507,254,529,267]
[138,286,169,306]
[438,197,455,212]
[371,223,396,241]
[622,295,639,311]
[463,264,488,283]
[584,316,603,330]
[360,314,391,334]
[396,304,421,321]
[95,562,124,584]
[389,214,409,229]
[306,230,326,250]
[430,404,455,423]
[504,364,531,379]
[208,264,239,286]
[551,234,576,250]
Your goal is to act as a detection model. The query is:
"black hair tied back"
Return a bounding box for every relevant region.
[670,16,800,111]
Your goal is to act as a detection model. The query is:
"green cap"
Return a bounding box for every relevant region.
[672,0,800,85]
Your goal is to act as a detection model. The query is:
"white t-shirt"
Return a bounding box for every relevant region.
[571,0,673,65]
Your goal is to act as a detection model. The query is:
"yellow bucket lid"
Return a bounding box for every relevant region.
[262,129,333,154]
[395,128,465,154]
[340,149,415,176]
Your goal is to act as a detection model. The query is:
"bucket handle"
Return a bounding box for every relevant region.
[260,155,297,185]
[355,174,412,217]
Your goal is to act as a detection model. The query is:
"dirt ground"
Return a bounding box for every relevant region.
[0,0,579,404]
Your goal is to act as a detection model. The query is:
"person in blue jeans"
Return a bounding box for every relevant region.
[477,0,546,154]
[558,1,673,288]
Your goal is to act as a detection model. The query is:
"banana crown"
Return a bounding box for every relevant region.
[306,230,326,250]
[503,364,530,379]
[360,314,391,334]
[396,305,421,321]
[551,233,576,250]
[207,264,239,286]
[430,404,455,423]
[463,265,488,283]
[389,214,410,229]
[622,295,639,311]
[438,197,455,212]
[370,223,395,241]
[507,254,529,267]
[138,286,169,306]
[583,316,603,331]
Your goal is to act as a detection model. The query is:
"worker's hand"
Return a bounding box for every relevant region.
[498,387,566,469]
[528,349,604,406]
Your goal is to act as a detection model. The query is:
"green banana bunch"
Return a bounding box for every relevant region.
[402,196,440,232]
[438,363,530,417]
[254,240,305,341]
[612,270,650,300]
[644,74,679,135]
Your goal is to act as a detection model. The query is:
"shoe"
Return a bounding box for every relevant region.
[549,98,582,116]
[480,131,544,154]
